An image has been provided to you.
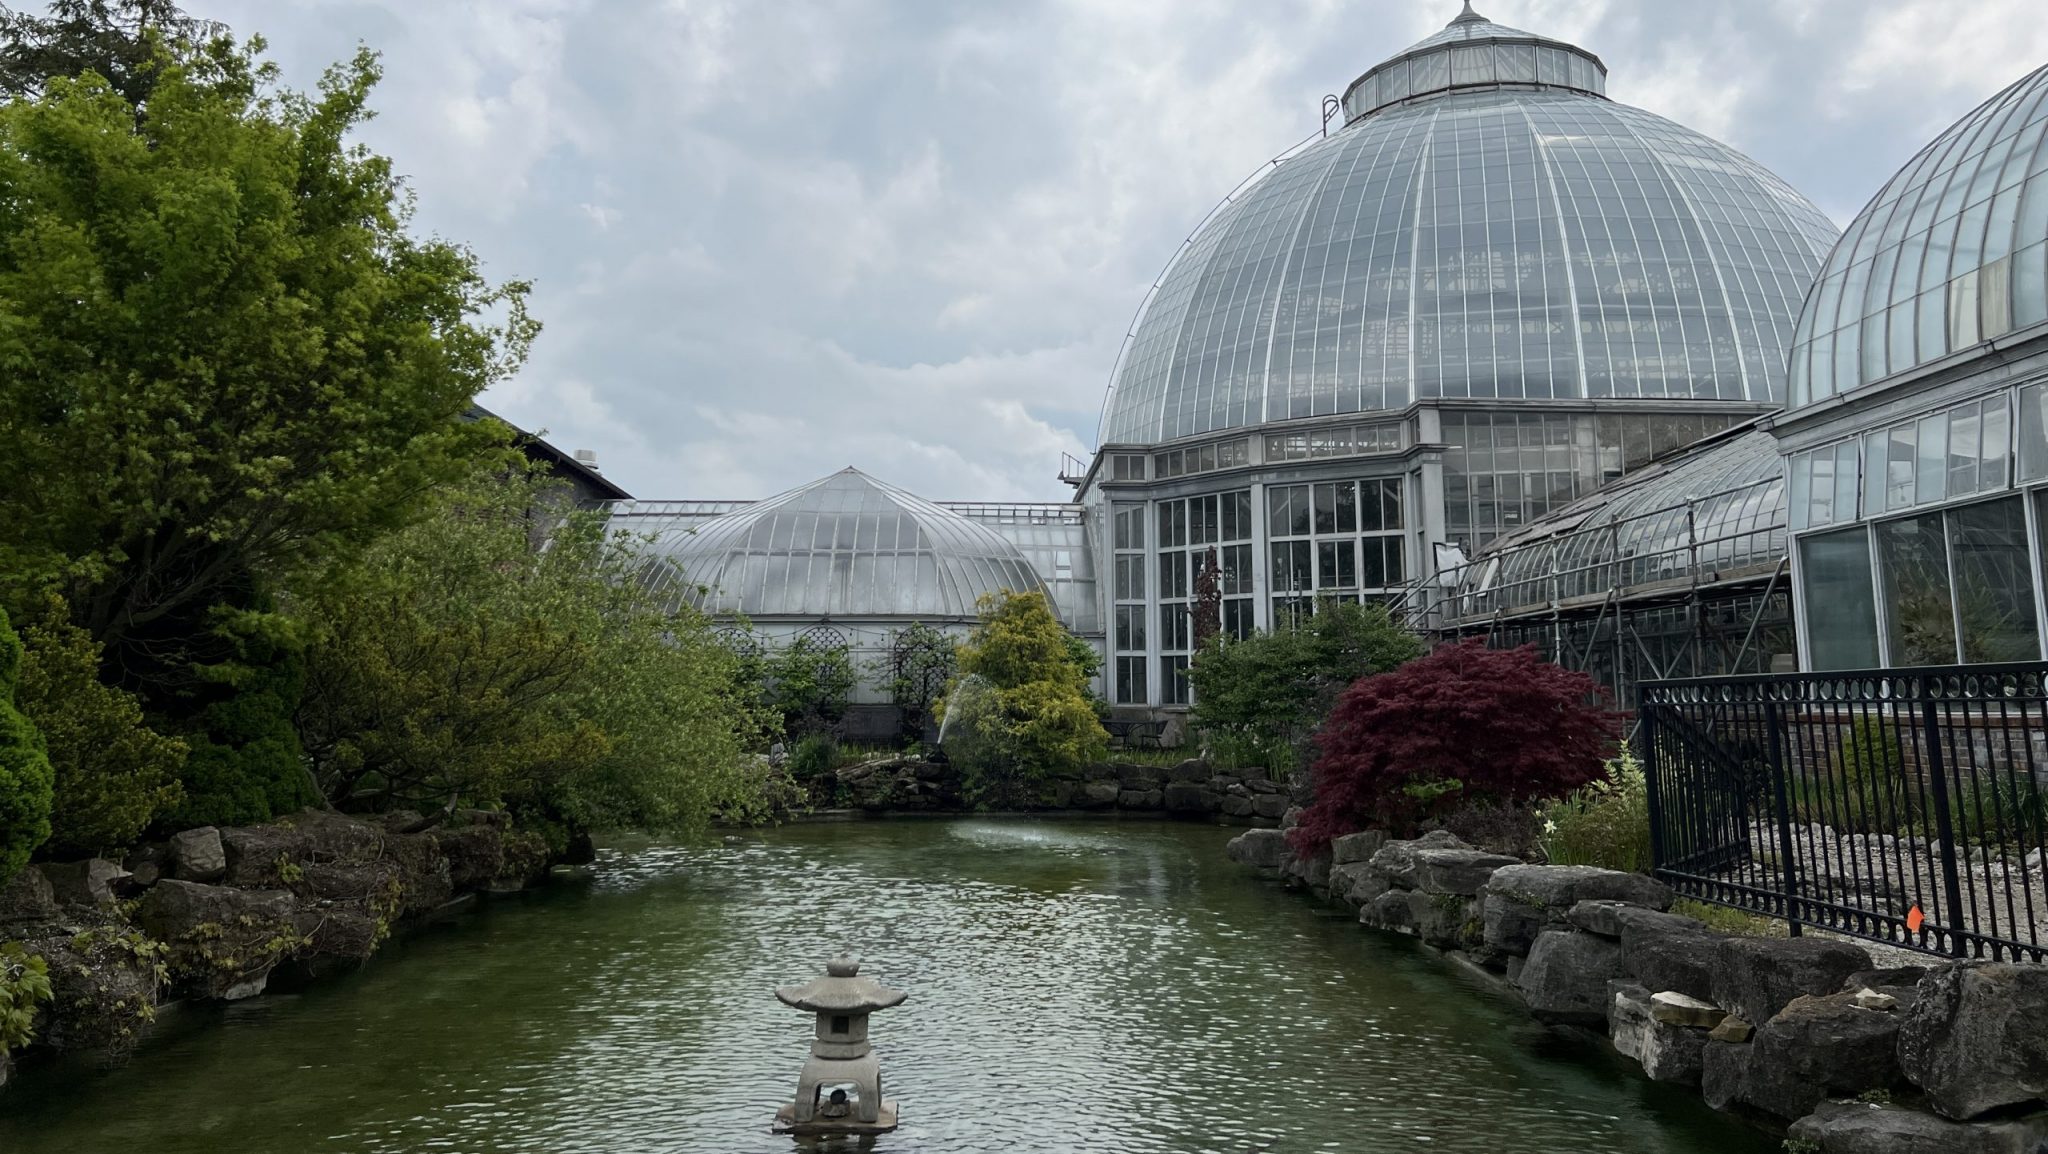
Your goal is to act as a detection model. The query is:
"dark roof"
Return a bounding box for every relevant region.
[466,404,632,502]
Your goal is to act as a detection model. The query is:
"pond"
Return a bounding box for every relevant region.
[0,819,1772,1154]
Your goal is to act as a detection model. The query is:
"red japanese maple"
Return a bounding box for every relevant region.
[1290,640,1619,852]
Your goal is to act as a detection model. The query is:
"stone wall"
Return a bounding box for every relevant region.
[0,809,556,1083]
[1227,824,2048,1152]
[822,756,1297,821]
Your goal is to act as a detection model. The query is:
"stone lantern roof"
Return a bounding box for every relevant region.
[774,958,907,1014]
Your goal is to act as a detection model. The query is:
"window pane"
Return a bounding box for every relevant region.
[1802,528,1881,670]
[1877,512,1957,665]
[1916,413,1949,505]
[1952,497,2039,662]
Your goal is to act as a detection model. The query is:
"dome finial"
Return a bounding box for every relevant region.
[1451,1,1486,24]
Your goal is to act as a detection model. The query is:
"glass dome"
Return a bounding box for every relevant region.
[1787,63,2048,408]
[633,468,1051,620]
[1099,7,1840,447]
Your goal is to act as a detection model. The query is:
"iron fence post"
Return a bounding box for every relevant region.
[1765,696,1802,936]
[1640,701,1666,872]
[1921,699,1970,959]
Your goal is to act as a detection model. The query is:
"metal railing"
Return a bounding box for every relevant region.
[1640,664,2048,962]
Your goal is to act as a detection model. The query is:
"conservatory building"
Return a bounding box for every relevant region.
[1073,4,1839,708]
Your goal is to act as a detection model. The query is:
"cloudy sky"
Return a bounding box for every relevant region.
[176,0,2048,502]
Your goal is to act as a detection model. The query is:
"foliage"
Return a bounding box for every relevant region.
[1293,641,1618,851]
[1671,899,1783,938]
[0,0,221,105]
[885,623,957,741]
[789,734,839,782]
[1837,715,1907,818]
[1436,800,1543,859]
[764,635,856,738]
[294,464,770,838]
[0,940,51,1056]
[943,591,1107,807]
[0,33,528,710]
[1538,745,1652,873]
[0,608,53,884]
[161,625,317,830]
[13,599,184,855]
[1190,599,1423,776]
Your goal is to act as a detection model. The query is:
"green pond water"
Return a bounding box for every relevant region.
[0,819,1773,1154]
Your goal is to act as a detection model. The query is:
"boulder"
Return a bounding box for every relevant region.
[1083,763,1119,782]
[1162,782,1209,815]
[122,844,168,889]
[1517,930,1625,1026]
[1709,1016,1754,1043]
[1219,795,1255,818]
[1113,763,1161,788]
[1080,781,1121,809]
[42,859,128,909]
[1410,891,1485,951]
[23,929,163,1055]
[1701,1040,1753,1113]
[1610,981,1654,1061]
[1786,1100,2048,1154]
[168,826,227,882]
[1252,794,1289,820]
[1409,848,1519,897]
[1117,788,1164,810]
[1243,777,1284,795]
[1481,865,1670,957]
[1328,862,1388,909]
[1711,937,1872,1028]
[1329,830,1389,866]
[137,879,301,1001]
[0,865,56,924]
[1361,889,1415,934]
[1365,831,1472,890]
[1226,829,1291,873]
[1651,991,1725,1029]
[1612,981,1710,1085]
[1280,805,1305,829]
[1617,908,1722,1001]
[220,811,384,886]
[1898,963,2048,1120]
[291,907,383,970]
[1750,991,1903,1114]
[138,879,295,939]
[1283,851,1331,893]
[1566,899,1632,938]
[1167,758,1212,783]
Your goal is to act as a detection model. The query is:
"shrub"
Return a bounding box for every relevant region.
[765,636,856,738]
[0,608,54,883]
[885,623,958,742]
[1538,745,1651,873]
[163,630,318,830]
[942,591,1107,807]
[0,941,52,1058]
[790,734,839,781]
[1190,599,1422,776]
[14,603,185,856]
[1293,641,1618,852]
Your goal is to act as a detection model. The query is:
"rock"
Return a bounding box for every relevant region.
[136,879,301,1001]
[1252,794,1289,819]
[1610,981,1654,1062]
[1083,763,1118,781]
[1701,1040,1752,1113]
[1517,930,1625,1026]
[221,811,384,886]
[1280,806,1304,829]
[169,826,228,882]
[1481,865,1669,958]
[23,929,164,1054]
[1749,990,1903,1115]
[1651,991,1726,1029]
[1611,981,1710,1084]
[292,907,383,969]
[0,865,57,924]
[121,844,168,889]
[1898,963,2048,1120]
[1162,782,1208,814]
[1226,829,1291,873]
[1167,758,1211,783]
[1361,889,1415,934]
[1113,763,1161,788]
[1410,891,1484,951]
[1787,1100,2048,1154]
[1710,1015,1753,1043]
[1281,851,1330,893]
[1328,862,1388,909]
[1711,937,1871,1027]
[1118,788,1164,810]
[41,859,128,909]
[138,879,296,938]
[432,825,545,892]
[1365,831,1472,889]
[1329,830,1389,866]
[1617,908,1722,1001]
[1080,781,1121,808]
[1243,777,1284,795]
[1409,848,1520,897]
[1566,900,1632,938]
[1850,988,1897,1012]
[1219,795,1254,818]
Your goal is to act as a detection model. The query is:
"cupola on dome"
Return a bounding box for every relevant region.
[1098,5,1840,447]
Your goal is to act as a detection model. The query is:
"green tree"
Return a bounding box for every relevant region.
[944,591,1107,806]
[294,464,770,839]
[0,0,220,105]
[1189,599,1422,774]
[764,635,856,738]
[0,607,53,883]
[13,599,184,855]
[0,36,529,705]
[884,622,958,740]
[162,623,319,829]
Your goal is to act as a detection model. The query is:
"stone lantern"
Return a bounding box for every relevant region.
[771,957,907,1135]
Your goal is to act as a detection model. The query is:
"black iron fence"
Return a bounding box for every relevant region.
[1639,664,2048,963]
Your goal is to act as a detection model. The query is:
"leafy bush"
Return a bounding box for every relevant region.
[765,636,856,738]
[0,608,54,884]
[790,734,839,781]
[1190,600,1422,776]
[163,628,318,831]
[1293,641,1618,852]
[1538,745,1651,873]
[0,941,52,1057]
[1674,898,1783,938]
[14,603,185,856]
[885,623,958,741]
[941,591,1107,807]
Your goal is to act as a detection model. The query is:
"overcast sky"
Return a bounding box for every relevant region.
[174,0,2048,502]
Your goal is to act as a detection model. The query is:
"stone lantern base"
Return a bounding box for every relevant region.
[771,1101,899,1136]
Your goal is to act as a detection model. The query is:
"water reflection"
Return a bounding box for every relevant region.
[0,819,1769,1154]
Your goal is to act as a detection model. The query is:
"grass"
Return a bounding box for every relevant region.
[1673,898,1785,938]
